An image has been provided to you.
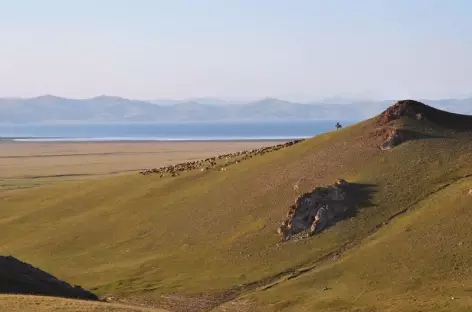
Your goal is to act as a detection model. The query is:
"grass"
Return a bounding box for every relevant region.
[0,106,472,311]
[247,176,472,312]
[0,295,168,312]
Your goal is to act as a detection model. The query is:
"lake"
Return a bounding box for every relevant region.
[0,120,355,142]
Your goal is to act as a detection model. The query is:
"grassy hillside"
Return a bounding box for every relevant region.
[240,176,472,312]
[1,101,471,311]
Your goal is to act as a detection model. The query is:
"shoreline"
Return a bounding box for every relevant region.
[1,137,305,143]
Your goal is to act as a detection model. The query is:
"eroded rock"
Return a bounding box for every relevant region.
[378,99,472,132]
[380,128,405,150]
[378,127,425,150]
[278,180,352,240]
[378,100,425,125]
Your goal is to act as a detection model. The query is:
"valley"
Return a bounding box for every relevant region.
[1,101,472,311]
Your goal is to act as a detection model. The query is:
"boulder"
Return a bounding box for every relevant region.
[380,129,405,150]
[279,180,352,240]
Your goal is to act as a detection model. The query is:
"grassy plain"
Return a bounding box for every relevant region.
[0,140,274,190]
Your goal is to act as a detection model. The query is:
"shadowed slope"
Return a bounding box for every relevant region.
[0,101,471,311]
[0,256,97,300]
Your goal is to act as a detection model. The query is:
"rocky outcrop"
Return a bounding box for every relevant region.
[0,255,97,300]
[468,188,472,196]
[378,100,424,124]
[378,99,472,131]
[376,126,432,150]
[380,128,406,150]
[278,179,352,240]
[140,139,304,176]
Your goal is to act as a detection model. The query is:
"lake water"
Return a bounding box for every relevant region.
[0,120,354,142]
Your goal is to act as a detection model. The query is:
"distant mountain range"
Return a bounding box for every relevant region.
[0,95,471,123]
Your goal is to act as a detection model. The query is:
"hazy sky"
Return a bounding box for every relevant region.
[1,0,471,101]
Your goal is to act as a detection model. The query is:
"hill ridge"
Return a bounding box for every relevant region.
[379,99,472,131]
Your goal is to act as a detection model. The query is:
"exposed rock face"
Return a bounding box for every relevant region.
[0,255,97,300]
[380,128,406,150]
[278,179,352,240]
[378,99,472,131]
[468,188,472,196]
[378,100,423,124]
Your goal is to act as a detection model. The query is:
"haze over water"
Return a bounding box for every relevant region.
[0,120,351,142]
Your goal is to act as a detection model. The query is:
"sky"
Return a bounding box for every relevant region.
[1,0,472,101]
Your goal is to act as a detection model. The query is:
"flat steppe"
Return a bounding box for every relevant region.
[0,140,277,190]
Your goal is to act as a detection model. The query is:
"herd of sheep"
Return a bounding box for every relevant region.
[140,139,304,177]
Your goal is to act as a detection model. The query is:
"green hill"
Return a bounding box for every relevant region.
[1,100,472,311]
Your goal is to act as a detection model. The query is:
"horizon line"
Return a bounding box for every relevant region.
[1,94,472,104]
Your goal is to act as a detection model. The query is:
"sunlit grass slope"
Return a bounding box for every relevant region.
[1,101,471,311]
[245,176,472,312]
